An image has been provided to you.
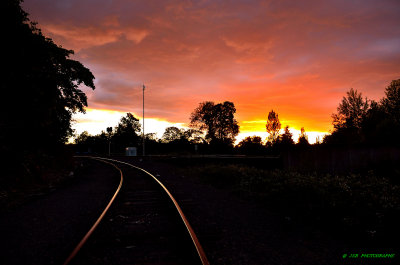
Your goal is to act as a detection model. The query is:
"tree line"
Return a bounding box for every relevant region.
[73,78,400,155]
[325,80,400,146]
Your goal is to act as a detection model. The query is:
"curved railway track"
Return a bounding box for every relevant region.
[63,158,123,265]
[65,156,209,265]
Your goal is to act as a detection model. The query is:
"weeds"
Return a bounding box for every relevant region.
[184,164,400,243]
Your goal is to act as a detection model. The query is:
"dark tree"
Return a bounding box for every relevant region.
[190,101,239,146]
[106,127,113,138]
[73,130,109,154]
[360,80,400,146]
[266,110,281,143]
[162,127,185,143]
[162,127,204,146]
[145,133,158,141]
[115,113,141,135]
[297,127,310,147]
[1,0,95,181]
[276,126,295,148]
[74,131,90,145]
[332,88,369,130]
[237,136,265,155]
[112,113,141,151]
[381,79,400,123]
[1,0,95,147]
[324,88,370,145]
[183,129,205,144]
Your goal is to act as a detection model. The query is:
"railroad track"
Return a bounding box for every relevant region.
[65,156,209,265]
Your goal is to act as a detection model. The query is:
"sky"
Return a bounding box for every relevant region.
[23,0,400,144]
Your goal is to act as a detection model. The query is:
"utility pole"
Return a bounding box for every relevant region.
[142,83,145,156]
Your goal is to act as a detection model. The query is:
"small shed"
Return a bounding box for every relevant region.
[125,147,137,156]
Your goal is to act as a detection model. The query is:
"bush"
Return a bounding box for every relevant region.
[185,164,400,242]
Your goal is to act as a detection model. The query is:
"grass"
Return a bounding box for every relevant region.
[182,164,400,244]
[0,158,83,213]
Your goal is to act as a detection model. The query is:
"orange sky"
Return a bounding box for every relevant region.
[23,0,400,142]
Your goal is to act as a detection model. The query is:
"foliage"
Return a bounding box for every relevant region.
[326,79,400,146]
[183,129,205,144]
[111,113,142,152]
[74,130,108,154]
[73,114,206,155]
[74,131,90,145]
[190,101,239,146]
[236,136,265,155]
[326,88,369,144]
[74,113,142,154]
[162,126,204,144]
[162,127,185,143]
[359,101,387,144]
[237,136,263,147]
[1,0,95,183]
[106,127,113,138]
[275,125,294,148]
[145,133,158,141]
[1,0,95,148]
[186,164,399,241]
[381,79,400,123]
[332,88,369,130]
[115,113,141,135]
[297,127,310,147]
[266,110,281,143]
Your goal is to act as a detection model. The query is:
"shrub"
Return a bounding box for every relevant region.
[185,164,400,241]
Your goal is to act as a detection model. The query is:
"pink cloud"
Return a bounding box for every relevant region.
[23,0,400,132]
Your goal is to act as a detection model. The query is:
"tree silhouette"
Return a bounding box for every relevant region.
[381,79,400,123]
[183,129,205,144]
[113,113,141,150]
[190,101,239,146]
[75,131,90,145]
[106,127,113,138]
[276,126,295,147]
[237,136,264,155]
[324,88,370,145]
[1,0,95,180]
[332,88,369,130]
[297,127,310,147]
[2,0,95,147]
[162,127,185,143]
[162,127,204,145]
[145,133,158,141]
[359,80,400,146]
[266,110,281,143]
[115,113,141,135]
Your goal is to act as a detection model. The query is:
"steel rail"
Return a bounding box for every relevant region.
[63,157,123,265]
[95,157,210,265]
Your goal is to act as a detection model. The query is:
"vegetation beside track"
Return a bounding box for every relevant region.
[181,164,400,245]
[0,158,85,213]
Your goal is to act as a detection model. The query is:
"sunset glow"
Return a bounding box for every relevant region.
[23,0,400,143]
[72,108,186,139]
